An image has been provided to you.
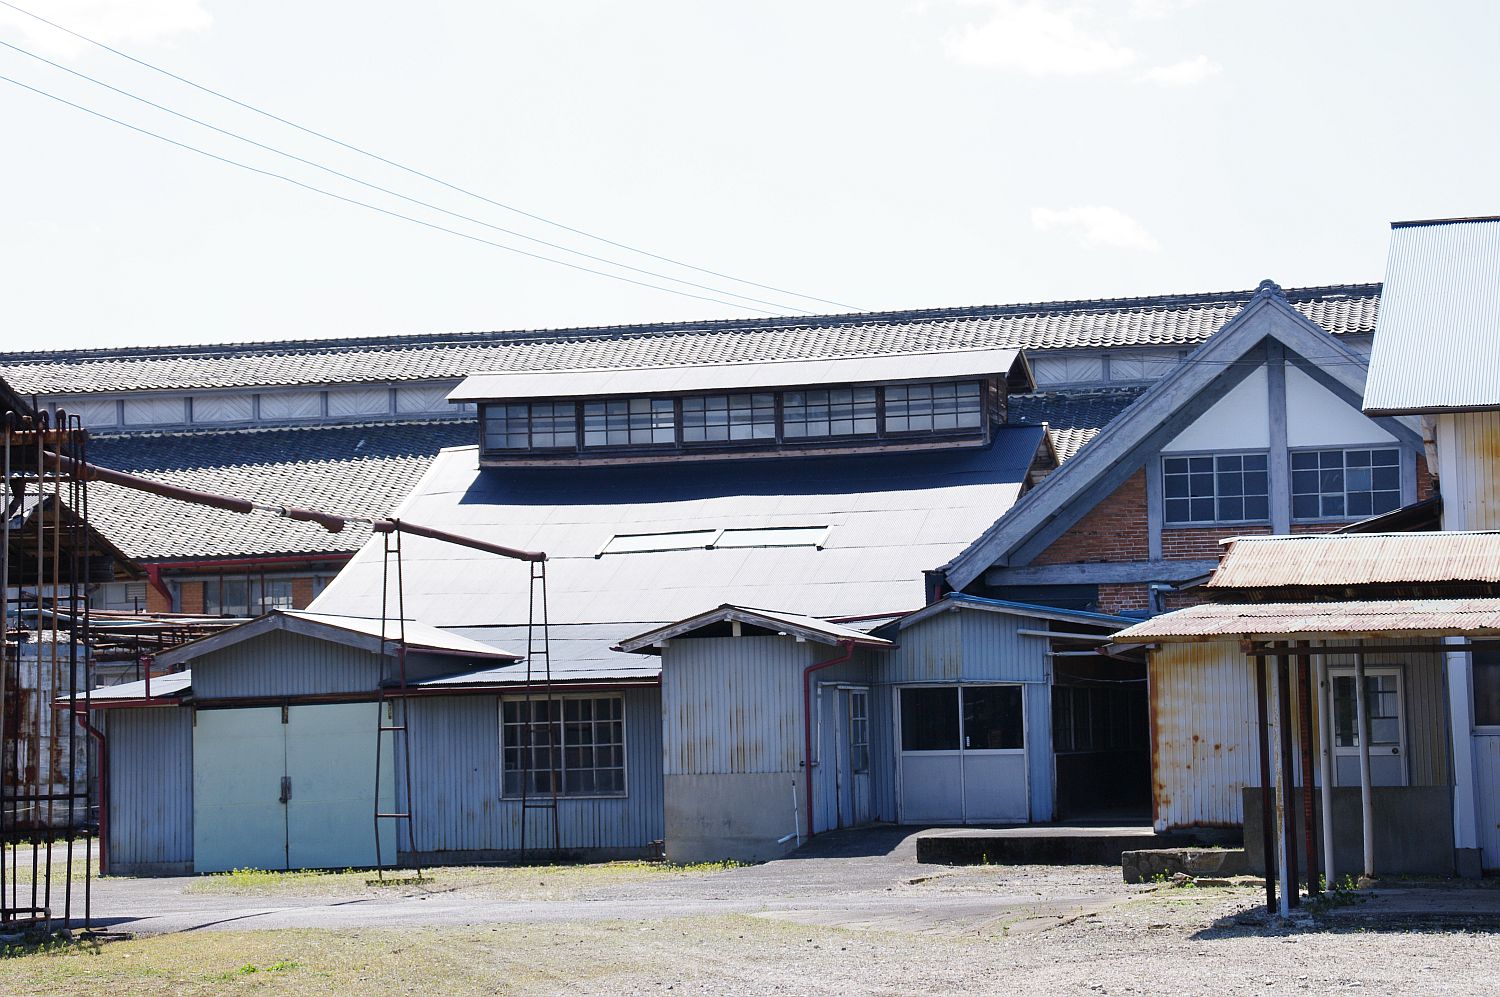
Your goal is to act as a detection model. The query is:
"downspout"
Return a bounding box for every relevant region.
[75,709,109,877]
[802,639,856,840]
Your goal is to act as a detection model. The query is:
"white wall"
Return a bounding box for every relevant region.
[1286,366,1395,448]
[1162,366,1270,452]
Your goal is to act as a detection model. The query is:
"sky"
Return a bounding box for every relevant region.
[1,1,1496,351]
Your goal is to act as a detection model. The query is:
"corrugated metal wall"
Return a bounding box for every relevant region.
[1151,639,1451,831]
[1437,412,1500,530]
[106,708,193,873]
[1475,734,1500,871]
[403,687,663,856]
[192,630,381,698]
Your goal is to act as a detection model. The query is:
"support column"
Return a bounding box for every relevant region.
[1254,651,1276,914]
[1275,646,1299,907]
[1445,635,1481,875]
[1316,646,1337,894]
[1354,651,1375,880]
[1296,643,1319,892]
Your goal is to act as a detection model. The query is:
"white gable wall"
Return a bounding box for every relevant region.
[1286,366,1395,448]
[1161,367,1270,452]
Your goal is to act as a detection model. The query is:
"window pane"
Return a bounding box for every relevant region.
[900,687,959,751]
[963,686,1024,750]
[1476,645,1500,727]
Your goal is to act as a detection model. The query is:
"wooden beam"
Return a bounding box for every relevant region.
[985,559,1219,586]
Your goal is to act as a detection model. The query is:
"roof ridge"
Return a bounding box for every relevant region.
[0,282,1381,365]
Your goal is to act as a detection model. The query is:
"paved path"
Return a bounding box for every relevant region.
[78,827,1128,936]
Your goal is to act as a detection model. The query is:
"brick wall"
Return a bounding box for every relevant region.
[1034,471,1149,564]
[145,582,172,614]
[178,580,204,615]
[1098,583,1150,615]
[1417,453,1434,502]
[1160,524,1270,561]
[291,577,316,609]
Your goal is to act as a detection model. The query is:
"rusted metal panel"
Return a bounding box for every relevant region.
[6,642,89,831]
[404,687,663,855]
[1208,533,1500,588]
[1435,411,1500,530]
[1118,598,1500,642]
[105,707,192,871]
[1150,641,1261,831]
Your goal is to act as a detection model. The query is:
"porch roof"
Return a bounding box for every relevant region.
[1206,531,1500,589]
[1112,597,1500,643]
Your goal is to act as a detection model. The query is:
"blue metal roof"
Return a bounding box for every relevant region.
[1364,217,1500,415]
[311,427,1046,669]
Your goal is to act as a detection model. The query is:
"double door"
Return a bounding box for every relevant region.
[193,704,394,873]
[898,684,1027,824]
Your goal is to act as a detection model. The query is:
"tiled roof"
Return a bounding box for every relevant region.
[0,284,1379,395]
[83,420,475,561]
[1008,387,1147,462]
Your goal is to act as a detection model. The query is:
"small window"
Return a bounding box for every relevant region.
[599,530,718,555]
[1291,448,1401,520]
[963,686,1024,750]
[900,687,960,751]
[682,393,776,442]
[501,695,626,798]
[484,402,577,451]
[583,398,674,447]
[1162,453,1270,525]
[1332,672,1402,748]
[849,691,870,773]
[1472,643,1500,728]
[884,382,983,434]
[783,387,877,438]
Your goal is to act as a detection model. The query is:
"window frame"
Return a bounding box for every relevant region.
[1289,446,1404,523]
[781,386,880,441]
[1160,450,1272,527]
[481,401,579,452]
[581,397,676,449]
[499,693,629,800]
[881,381,986,437]
[1471,642,1500,733]
[680,392,779,445]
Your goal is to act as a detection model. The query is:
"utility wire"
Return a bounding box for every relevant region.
[0,37,812,315]
[0,73,785,315]
[0,0,860,312]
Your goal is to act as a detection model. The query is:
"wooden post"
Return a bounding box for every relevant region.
[1296,643,1319,893]
[1354,651,1375,880]
[1275,646,1298,909]
[1254,651,1277,914]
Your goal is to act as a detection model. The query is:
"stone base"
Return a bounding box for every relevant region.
[1121,847,1248,884]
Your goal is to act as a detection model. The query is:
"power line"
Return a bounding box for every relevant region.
[0,73,786,315]
[0,0,861,312]
[0,36,813,315]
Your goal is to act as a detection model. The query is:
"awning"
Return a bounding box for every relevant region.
[1113,597,1500,643]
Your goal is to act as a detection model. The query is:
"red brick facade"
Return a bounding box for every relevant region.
[1417,453,1434,502]
[1098,583,1150,615]
[1160,524,1271,560]
[291,577,317,610]
[1034,471,1150,565]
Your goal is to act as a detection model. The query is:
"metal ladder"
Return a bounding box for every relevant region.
[518,559,560,855]
[373,526,421,881]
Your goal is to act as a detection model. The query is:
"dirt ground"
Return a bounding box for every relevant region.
[2,829,1497,995]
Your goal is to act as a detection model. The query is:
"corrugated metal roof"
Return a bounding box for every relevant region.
[1364,217,1500,415]
[894,592,1132,633]
[1113,597,1500,642]
[613,605,896,653]
[0,284,1379,395]
[449,348,1026,401]
[88,671,193,702]
[309,428,1046,670]
[1207,532,1500,588]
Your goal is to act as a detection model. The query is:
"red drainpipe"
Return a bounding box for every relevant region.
[75,709,109,876]
[802,639,857,840]
[143,564,172,605]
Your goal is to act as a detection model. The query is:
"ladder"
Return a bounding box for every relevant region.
[518,559,560,855]
[373,526,421,881]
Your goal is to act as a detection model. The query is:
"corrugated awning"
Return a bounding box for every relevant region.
[447,348,1029,402]
[1207,531,1500,588]
[1113,597,1500,643]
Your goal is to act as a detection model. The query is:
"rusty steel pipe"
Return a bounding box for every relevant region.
[371,519,545,563]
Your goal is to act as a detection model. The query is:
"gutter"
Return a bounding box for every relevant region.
[801,639,857,840]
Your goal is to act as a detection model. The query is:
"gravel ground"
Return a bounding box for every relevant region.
[3,828,1495,995]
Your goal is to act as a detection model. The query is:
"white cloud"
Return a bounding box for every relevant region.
[943,2,1136,76]
[1139,54,1221,86]
[1129,0,1201,19]
[1031,205,1161,252]
[0,1,212,59]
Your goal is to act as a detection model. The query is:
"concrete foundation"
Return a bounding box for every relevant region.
[1120,847,1247,884]
[1242,785,1456,878]
[916,826,1200,866]
[665,772,803,863]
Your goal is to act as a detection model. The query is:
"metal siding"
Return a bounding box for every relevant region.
[404,687,662,855]
[1150,641,1260,831]
[1437,412,1500,531]
[1476,735,1500,870]
[959,609,1050,683]
[881,611,963,684]
[188,630,454,699]
[107,708,193,869]
[1323,640,1449,787]
[870,683,897,822]
[1364,219,1500,414]
[1026,683,1054,821]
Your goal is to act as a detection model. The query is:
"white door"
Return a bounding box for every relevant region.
[846,689,873,827]
[194,707,289,873]
[286,703,395,870]
[1331,668,1407,787]
[898,685,1028,824]
[193,704,394,873]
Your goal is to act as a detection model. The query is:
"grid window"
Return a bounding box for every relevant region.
[682,393,776,442]
[528,402,578,449]
[783,387,877,438]
[501,696,626,797]
[1162,453,1269,524]
[1291,448,1401,520]
[849,691,870,773]
[483,403,531,450]
[482,402,577,450]
[583,398,675,446]
[884,382,983,434]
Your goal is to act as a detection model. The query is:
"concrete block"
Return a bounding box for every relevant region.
[1121,848,1247,884]
[1242,785,1455,878]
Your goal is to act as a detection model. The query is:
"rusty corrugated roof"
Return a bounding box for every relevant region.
[1207,532,1500,588]
[1114,597,1500,642]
